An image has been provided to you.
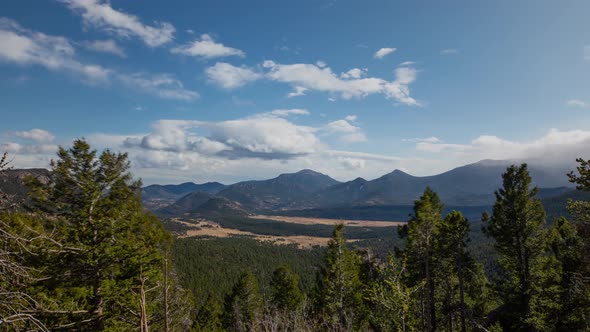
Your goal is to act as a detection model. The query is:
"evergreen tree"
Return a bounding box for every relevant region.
[270,264,303,311]
[483,164,558,331]
[26,139,171,330]
[318,223,363,330]
[398,187,443,332]
[366,257,421,332]
[438,211,470,332]
[194,294,224,332]
[548,217,589,331]
[224,271,263,332]
[559,157,590,329]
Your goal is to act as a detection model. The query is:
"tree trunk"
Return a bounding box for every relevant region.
[426,249,436,332]
[93,268,104,330]
[458,256,466,332]
[164,254,170,332]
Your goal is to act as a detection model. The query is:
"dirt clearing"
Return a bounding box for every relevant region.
[250,215,404,227]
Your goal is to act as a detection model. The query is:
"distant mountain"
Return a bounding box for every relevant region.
[542,188,590,221]
[313,160,573,207]
[155,192,214,217]
[0,168,50,208]
[216,169,340,210]
[155,192,248,218]
[142,181,226,210]
[3,159,575,218]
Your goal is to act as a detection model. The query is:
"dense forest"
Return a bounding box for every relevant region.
[2,140,590,331]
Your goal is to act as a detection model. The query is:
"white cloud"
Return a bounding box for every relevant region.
[0,18,110,82]
[403,137,441,144]
[344,115,357,122]
[262,60,420,105]
[1,142,58,155]
[15,129,55,142]
[323,118,367,143]
[412,129,590,168]
[399,61,416,66]
[374,47,396,59]
[60,0,175,47]
[440,48,458,55]
[0,18,197,101]
[205,62,261,89]
[84,39,126,57]
[340,68,365,79]
[171,34,244,59]
[8,125,589,185]
[118,72,199,100]
[287,86,308,98]
[566,99,587,108]
[125,114,321,161]
[269,109,310,117]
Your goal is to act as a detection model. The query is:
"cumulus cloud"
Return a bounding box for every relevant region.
[287,86,308,98]
[15,129,55,142]
[412,129,590,167]
[323,116,367,143]
[0,18,111,82]
[566,99,587,108]
[171,34,244,58]
[124,113,321,161]
[205,62,261,89]
[374,47,396,59]
[262,60,420,105]
[59,0,175,47]
[399,61,416,66]
[340,68,365,79]
[118,72,199,100]
[84,39,126,57]
[0,18,197,101]
[1,142,58,155]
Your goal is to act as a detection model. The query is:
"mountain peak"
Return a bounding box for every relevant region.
[387,169,412,177]
[295,169,324,175]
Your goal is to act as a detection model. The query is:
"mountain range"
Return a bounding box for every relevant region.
[152,159,576,217]
[0,160,578,220]
[141,181,226,210]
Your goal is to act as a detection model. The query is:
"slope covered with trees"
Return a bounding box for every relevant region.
[2,141,590,331]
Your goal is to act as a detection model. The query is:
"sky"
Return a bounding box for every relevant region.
[1,0,590,184]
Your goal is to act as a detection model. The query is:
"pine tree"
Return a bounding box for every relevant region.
[319,223,363,330]
[25,139,170,330]
[224,271,263,332]
[195,294,224,332]
[548,217,589,330]
[398,187,443,332]
[438,210,470,332]
[559,157,590,329]
[366,257,421,332]
[483,164,557,331]
[270,264,303,311]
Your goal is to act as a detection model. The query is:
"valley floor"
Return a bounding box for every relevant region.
[167,217,392,248]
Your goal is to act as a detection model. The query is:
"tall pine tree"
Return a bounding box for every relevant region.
[26,139,171,331]
[398,187,443,332]
[317,223,363,330]
[483,164,557,331]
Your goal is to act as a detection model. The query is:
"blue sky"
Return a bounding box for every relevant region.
[1,0,589,184]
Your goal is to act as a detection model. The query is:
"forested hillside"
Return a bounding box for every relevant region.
[2,143,590,331]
